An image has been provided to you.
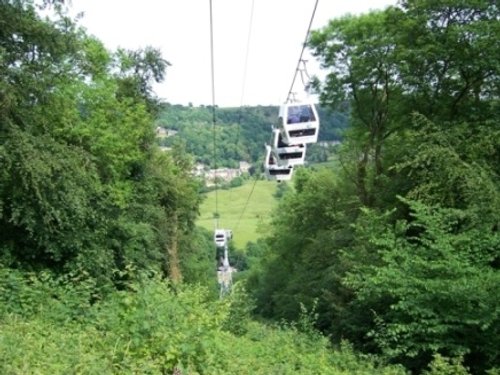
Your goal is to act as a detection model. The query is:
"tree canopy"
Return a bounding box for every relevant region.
[0,0,203,285]
[156,104,348,168]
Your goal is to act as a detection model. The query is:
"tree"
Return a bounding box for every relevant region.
[346,199,500,373]
[0,0,202,286]
[389,0,500,123]
[0,0,110,274]
[253,1,499,373]
[113,47,170,116]
[148,143,201,282]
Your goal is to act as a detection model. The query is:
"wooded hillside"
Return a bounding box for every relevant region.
[156,104,347,167]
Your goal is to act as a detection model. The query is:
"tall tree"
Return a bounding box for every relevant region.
[0,0,201,285]
[114,47,170,116]
[254,1,500,373]
[309,10,402,206]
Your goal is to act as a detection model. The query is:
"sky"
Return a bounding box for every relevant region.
[69,0,396,107]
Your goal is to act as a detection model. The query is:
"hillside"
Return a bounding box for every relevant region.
[156,104,348,168]
[197,179,279,249]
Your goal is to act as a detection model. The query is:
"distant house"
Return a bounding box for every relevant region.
[239,161,251,174]
[167,129,178,137]
[192,161,252,185]
[192,163,207,177]
[206,168,240,183]
[318,140,341,147]
[156,127,167,138]
[156,127,178,138]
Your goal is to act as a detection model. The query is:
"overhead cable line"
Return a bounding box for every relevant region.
[234,168,259,232]
[209,0,233,297]
[238,0,255,110]
[238,1,319,227]
[285,0,319,103]
[229,0,256,214]
[209,0,219,224]
[234,0,255,154]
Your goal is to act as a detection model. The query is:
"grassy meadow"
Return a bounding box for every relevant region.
[197,179,279,249]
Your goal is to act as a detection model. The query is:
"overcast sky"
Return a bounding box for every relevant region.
[69,0,396,107]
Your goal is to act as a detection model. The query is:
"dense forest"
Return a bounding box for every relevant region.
[0,0,498,374]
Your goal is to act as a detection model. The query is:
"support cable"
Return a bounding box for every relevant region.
[209,0,234,298]
[234,126,275,231]
[299,60,312,92]
[234,175,259,231]
[234,0,255,161]
[229,0,256,223]
[209,0,219,224]
[238,3,319,230]
[238,0,255,110]
[285,0,319,103]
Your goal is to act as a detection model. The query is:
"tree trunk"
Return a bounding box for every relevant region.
[167,212,182,283]
[357,145,370,206]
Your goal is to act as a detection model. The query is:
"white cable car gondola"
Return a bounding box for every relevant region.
[277,101,319,145]
[270,128,306,167]
[264,145,293,182]
[214,229,232,248]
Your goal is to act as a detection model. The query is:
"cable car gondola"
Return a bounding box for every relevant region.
[264,145,293,182]
[214,229,232,248]
[277,101,319,145]
[270,128,306,167]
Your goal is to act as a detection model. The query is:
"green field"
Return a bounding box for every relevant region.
[307,155,340,170]
[197,179,279,249]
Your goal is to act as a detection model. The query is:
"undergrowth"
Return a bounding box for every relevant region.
[0,268,419,374]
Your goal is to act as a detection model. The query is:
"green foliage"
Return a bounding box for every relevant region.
[395,114,500,220]
[0,267,99,322]
[346,199,500,371]
[0,0,201,283]
[253,2,500,374]
[273,180,292,199]
[248,166,365,348]
[221,282,255,336]
[0,126,107,270]
[157,104,348,167]
[0,268,406,374]
[423,354,471,375]
[178,227,217,288]
[306,143,330,163]
[93,275,227,372]
[388,0,499,123]
[114,46,170,115]
[229,176,244,188]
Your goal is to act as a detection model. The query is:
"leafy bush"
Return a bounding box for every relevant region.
[346,200,500,372]
[423,354,470,375]
[0,267,406,374]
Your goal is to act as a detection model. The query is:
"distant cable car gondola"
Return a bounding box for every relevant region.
[270,129,306,167]
[214,229,232,248]
[264,145,293,182]
[277,101,319,145]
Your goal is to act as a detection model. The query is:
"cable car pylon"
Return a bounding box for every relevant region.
[214,229,234,297]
